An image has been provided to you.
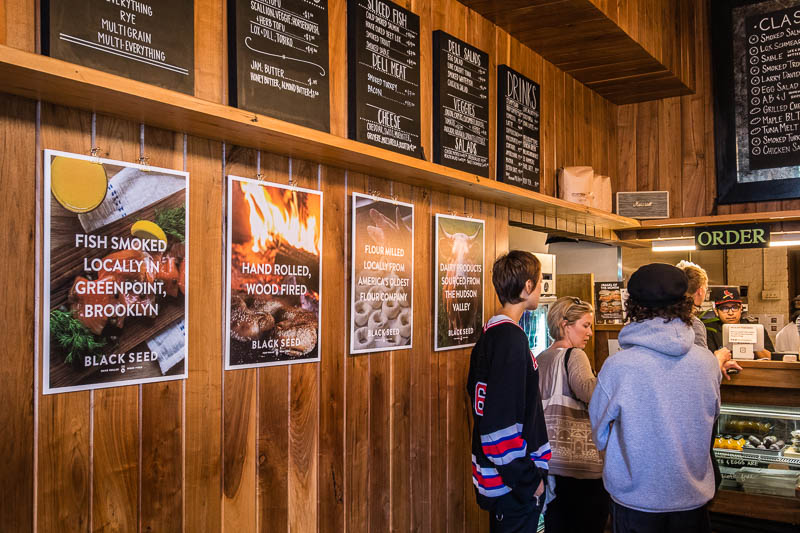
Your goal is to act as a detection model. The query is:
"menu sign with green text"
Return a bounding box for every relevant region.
[695,223,770,251]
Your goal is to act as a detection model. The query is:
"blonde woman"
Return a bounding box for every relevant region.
[537,296,607,533]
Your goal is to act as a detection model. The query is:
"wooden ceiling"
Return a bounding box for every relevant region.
[458,0,696,104]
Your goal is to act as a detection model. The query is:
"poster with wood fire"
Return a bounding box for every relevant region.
[434,214,484,351]
[43,150,189,394]
[226,176,322,368]
[350,193,414,354]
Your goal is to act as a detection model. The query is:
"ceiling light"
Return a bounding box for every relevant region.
[769,232,800,247]
[651,238,696,252]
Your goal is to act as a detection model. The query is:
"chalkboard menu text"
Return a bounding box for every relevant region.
[433,31,489,176]
[228,0,330,132]
[347,0,422,158]
[42,0,194,94]
[497,65,540,191]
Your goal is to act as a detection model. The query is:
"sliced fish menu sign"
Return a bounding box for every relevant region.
[228,0,330,132]
[347,0,422,158]
[497,65,540,191]
[433,31,490,176]
[42,0,194,94]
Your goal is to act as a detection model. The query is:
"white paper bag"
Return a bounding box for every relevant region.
[558,166,594,207]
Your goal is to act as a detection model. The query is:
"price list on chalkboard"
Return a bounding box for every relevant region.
[744,6,800,170]
[43,0,194,94]
[228,0,330,132]
[347,0,422,158]
[497,65,540,191]
[433,31,489,176]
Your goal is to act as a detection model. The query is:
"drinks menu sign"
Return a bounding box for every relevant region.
[497,65,540,192]
[43,0,194,94]
[347,0,422,158]
[228,0,331,132]
[433,31,490,176]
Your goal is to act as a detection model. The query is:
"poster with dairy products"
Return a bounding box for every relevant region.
[434,214,484,351]
[43,150,188,394]
[350,193,414,354]
[226,176,322,368]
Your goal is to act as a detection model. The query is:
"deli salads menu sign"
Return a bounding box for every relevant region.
[347,0,422,158]
[43,0,194,94]
[228,0,331,132]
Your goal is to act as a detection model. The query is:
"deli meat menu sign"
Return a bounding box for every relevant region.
[433,31,490,176]
[43,0,194,94]
[498,65,540,191]
[348,0,422,158]
[229,0,330,132]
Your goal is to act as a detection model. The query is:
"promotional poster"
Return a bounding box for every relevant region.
[44,150,189,394]
[350,193,414,354]
[595,281,624,325]
[434,214,484,351]
[226,176,323,368]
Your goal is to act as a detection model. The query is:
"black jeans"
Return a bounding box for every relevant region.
[544,475,609,533]
[489,491,544,533]
[610,499,712,533]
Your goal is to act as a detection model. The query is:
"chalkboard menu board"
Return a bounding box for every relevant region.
[228,0,330,132]
[432,31,489,176]
[497,65,540,192]
[712,0,800,203]
[347,0,422,158]
[42,0,194,94]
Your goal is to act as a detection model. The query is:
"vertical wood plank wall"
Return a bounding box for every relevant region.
[2,0,632,532]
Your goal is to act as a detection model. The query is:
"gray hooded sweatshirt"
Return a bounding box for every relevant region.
[589,318,721,513]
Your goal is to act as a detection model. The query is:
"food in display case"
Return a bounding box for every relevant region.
[712,404,800,496]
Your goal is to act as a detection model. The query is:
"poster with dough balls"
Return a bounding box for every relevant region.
[43,149,188,394]
[434,214,484,351]
[225,176,322,369]
[350,193,414,354]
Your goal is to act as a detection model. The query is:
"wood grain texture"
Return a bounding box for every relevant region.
[0,93,35,533]
[195,0,225,103]
[38,103,92,533]
[2,0,35,51]
[329,0,347,138]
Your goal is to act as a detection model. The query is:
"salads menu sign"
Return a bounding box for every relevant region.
[43,0,194,94]
[432,31,490,176]
[44,150,189,394]
[228,0,331,132]
[347,0,422,158]
[497,65,540,191]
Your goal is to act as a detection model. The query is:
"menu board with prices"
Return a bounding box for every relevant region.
[745,5,800,170]
[497,65,540,191]
[432,31,489,176]
[43,0,194,94]
[228,0,330,132]
[347,0,422,158]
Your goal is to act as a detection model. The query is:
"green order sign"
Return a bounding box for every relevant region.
[694,223,770,251]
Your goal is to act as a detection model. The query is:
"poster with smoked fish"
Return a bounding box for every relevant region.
[225,176,323,368]
[350,193,414,354]
[434,214,484,351]
[43,150,189,394]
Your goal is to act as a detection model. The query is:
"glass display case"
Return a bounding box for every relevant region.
[520,299,554,357]
[713,403,800,498]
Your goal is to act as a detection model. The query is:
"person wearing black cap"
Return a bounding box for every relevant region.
[589,263,721,533]
[705,286,773,358]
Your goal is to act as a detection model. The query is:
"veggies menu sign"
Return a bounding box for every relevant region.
[43,150,189,394]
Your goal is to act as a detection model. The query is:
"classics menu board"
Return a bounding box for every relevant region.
[497,65,541,191]
[744,4,800,170]
[42,0,194,94]
[228,0,330,132]
[432,31,490,176]
[347,0,422,158]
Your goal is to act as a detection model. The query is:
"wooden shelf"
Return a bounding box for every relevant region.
[721,360,800,391]
[710,489,800,524]
[594,323,623,331]
[0,45,640,234]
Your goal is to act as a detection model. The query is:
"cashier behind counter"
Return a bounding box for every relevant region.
[705,286,774,359]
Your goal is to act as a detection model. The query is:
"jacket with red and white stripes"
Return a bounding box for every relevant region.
[467,314,551,510]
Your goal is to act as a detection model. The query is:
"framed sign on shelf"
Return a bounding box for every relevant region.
[711,0,800,204]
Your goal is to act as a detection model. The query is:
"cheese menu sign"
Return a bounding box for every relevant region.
[433,31,490,176]
[347,0,422,158]
[43,0,194,94]
[497,65,540,191]
[228,0,330,132]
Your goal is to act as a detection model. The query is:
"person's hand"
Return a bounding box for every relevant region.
[534,480,544,498]
[755,349,771,360]
[714,348,732,372]
[721,360,743,381]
